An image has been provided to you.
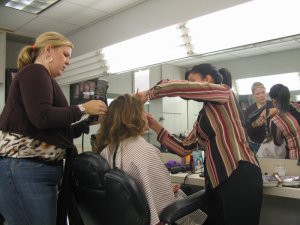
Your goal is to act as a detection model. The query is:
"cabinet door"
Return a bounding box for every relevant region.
[187,101,203,130]
[162,97,188,135]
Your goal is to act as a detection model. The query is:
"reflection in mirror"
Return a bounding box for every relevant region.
[63,0,300,158]
[95,59,299,160]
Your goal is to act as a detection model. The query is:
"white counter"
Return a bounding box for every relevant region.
[170,172,300,199]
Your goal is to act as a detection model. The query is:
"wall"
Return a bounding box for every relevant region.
[0,32,6,113]
[6,41,23,69]
[213,48,300,79]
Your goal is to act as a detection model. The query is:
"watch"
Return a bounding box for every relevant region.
[78,104,86,115]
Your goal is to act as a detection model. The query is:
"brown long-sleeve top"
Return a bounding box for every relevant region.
[0,64,84,149]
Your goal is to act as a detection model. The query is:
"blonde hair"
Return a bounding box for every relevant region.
[96,94,146,153]
[17,32,74,69]
[251,82,265,94]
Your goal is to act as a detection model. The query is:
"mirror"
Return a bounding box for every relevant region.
[93,44,300,160]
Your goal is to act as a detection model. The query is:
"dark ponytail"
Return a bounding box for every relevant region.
[219,68,232,88]
[269,84,290,112]
[188,63,223,84]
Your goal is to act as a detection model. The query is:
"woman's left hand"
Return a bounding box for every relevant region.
[172,183,180,194]
[268,108,278,118]
[134,90,149,104]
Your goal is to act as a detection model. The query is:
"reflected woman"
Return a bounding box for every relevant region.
[269,84,300,159]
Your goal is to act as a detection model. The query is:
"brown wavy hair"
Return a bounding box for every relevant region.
[96,94,146,153]
[17,31,74,69]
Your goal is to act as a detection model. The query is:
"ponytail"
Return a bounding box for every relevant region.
[17,45,38,69]
[17,31,74,70]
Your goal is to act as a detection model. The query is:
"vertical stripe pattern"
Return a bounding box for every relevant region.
[154,81,258,188]
[270,112,300,159]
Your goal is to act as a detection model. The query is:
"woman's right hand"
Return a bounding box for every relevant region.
[146,113,163,134]
[134,90,150,104]
[82,100,107,115]
[252,115,265,128]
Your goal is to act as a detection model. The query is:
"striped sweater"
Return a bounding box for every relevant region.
[270,112,300,159]
[150,80,259,188]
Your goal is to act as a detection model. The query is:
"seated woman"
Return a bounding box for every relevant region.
[95,94,207,225]
[269,84,300,159]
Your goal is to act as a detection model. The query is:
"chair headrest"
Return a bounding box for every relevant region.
[72,151,110,189]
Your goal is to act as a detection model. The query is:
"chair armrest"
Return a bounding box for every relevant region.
[159,189,206,224]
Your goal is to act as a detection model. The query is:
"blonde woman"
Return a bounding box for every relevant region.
[96,94,207,225]
[0,32,107,225]
[244,82,275,154]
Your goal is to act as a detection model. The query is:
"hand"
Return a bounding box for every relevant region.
[82,100,107,115]
[156,79,169,85]
[146,113,163,134]
[259,109,267,118]
[183,130,196,146]
[252,116,265,128]
[134,90,149,104]
[172,183,180,194]
[268,107,278,118]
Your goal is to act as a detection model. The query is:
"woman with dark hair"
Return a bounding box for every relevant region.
[218,67,232,88]
[137,63,263,225]
[96,94,207,225]
[269,84,300,159]
[218,67,246,130]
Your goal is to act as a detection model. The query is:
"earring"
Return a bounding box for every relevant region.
[45,56,53,63]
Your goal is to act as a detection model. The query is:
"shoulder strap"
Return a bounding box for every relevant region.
[264,107,273,143]
[113,143,119,169]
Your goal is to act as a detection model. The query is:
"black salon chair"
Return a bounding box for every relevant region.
[71,151,207,225]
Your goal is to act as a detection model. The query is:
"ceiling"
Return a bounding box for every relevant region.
[1,0,300,68]
[0,0,147,38]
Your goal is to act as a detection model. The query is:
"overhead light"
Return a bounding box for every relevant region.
[187,0,300,54]
[2,0,60,14]
[102,24,186,73]
[235,73,300,95]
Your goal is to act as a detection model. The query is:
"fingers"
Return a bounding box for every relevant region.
[82,100,107,115]
[256,116,266,126]
[98,101,107,115]
[172,183,180,193]
[133,90,149,104]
